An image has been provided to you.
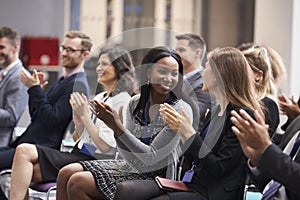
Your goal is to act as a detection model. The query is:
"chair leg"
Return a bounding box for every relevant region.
[46,185,57,200]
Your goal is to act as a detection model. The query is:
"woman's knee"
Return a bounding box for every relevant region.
[14,143,37,161]
[115,182,133,197]
[57,163,83,184]
[67,172,89,194]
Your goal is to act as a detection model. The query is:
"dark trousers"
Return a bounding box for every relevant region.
[0,147,16,170]
[0,188,7,200]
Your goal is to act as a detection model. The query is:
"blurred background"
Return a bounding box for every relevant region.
[0,0,299,97]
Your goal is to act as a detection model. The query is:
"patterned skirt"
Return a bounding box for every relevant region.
[79,159,166,200]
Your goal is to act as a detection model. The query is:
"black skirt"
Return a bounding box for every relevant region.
[36,144,95,182]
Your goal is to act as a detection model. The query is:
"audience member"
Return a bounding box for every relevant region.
[175,33,212,130]
[264,46,287,92]
[230,109,300,200]
[237,42,287,97]
[8,47,135,200]
[278,94,300,131]
[0,30,91,172]
[55,46,193,200]
[242,45,279,136]
[0,26,28,147]
[112,47,262,200]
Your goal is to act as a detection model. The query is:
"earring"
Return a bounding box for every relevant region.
[147,80,150,85]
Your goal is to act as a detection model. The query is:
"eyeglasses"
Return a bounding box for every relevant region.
[59,46,85,53]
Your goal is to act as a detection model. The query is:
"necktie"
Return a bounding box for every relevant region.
[261,181,281,200]
[262,132,300,200]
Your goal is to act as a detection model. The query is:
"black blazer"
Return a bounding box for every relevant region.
[278,116,300,150]
[11,72,89,149]
[181,104,251,200]
[255,143,300,200]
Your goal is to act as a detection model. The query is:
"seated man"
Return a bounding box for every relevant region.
[0,30,92,198]
[0,26,28,147]
[0,30,92,170]
[230,109,300,200]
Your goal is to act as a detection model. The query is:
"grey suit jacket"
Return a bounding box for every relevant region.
[278,116,300,149]
[0,61,28,147]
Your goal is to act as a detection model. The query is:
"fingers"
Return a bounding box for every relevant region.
[238,109,257,125]
[230,110,250,133]
[253,110,265,125]
[230,115,246,133]
[278,94,288,103]
[231,125,244,138]
[160,103,179,119]
[160,104,179,124]
[118,106,124,124]
[180,107,189,120]
[290,96,297,104]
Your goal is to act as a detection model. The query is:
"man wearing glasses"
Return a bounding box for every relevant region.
[0,30,91,174]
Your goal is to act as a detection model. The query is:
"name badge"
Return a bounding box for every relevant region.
[181,170,194,183]
[80,143,96,157]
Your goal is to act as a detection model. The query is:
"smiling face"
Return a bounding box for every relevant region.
[96,53,118,88]
[0,37,18,68]
[60,37,86,69]
[148,56,179,97]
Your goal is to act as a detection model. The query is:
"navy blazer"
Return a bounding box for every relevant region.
[181,104,251,200]
[0,61,28,147]
[256,143,300,200]
[11,72,89,149]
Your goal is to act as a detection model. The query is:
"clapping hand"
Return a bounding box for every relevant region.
[89,100,125,138]
[278,94,300,121]
[159,103,195,143]
[20,69,48,89]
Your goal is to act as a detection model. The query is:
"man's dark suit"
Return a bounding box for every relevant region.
[250,116,300,200]
[278,116,300,149]
[0,61,28,147]
[182,69,212,131]
[255,142,300,200]
[0,72,89,170]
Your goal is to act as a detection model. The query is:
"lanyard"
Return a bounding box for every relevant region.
[141,98,159,145]
[91,95,110,123]
[141,95,172,145]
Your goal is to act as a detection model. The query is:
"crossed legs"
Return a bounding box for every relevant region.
[9,143,42,200]
[56,163,105,200]
[115,179,169,200]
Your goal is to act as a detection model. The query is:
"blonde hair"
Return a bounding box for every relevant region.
[208,47,262,113]
[264,46,287,87]
[242,46,276,99]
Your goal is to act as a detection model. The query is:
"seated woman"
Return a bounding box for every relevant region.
[242,45,280,136]
[55,46,193,200]
[112,47,263,200]
[8,47,135,200]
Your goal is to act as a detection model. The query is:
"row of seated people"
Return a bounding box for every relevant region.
[0,27,92,199]
[1,26,299,200]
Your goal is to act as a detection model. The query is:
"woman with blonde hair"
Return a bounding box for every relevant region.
[242,45,279,136]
